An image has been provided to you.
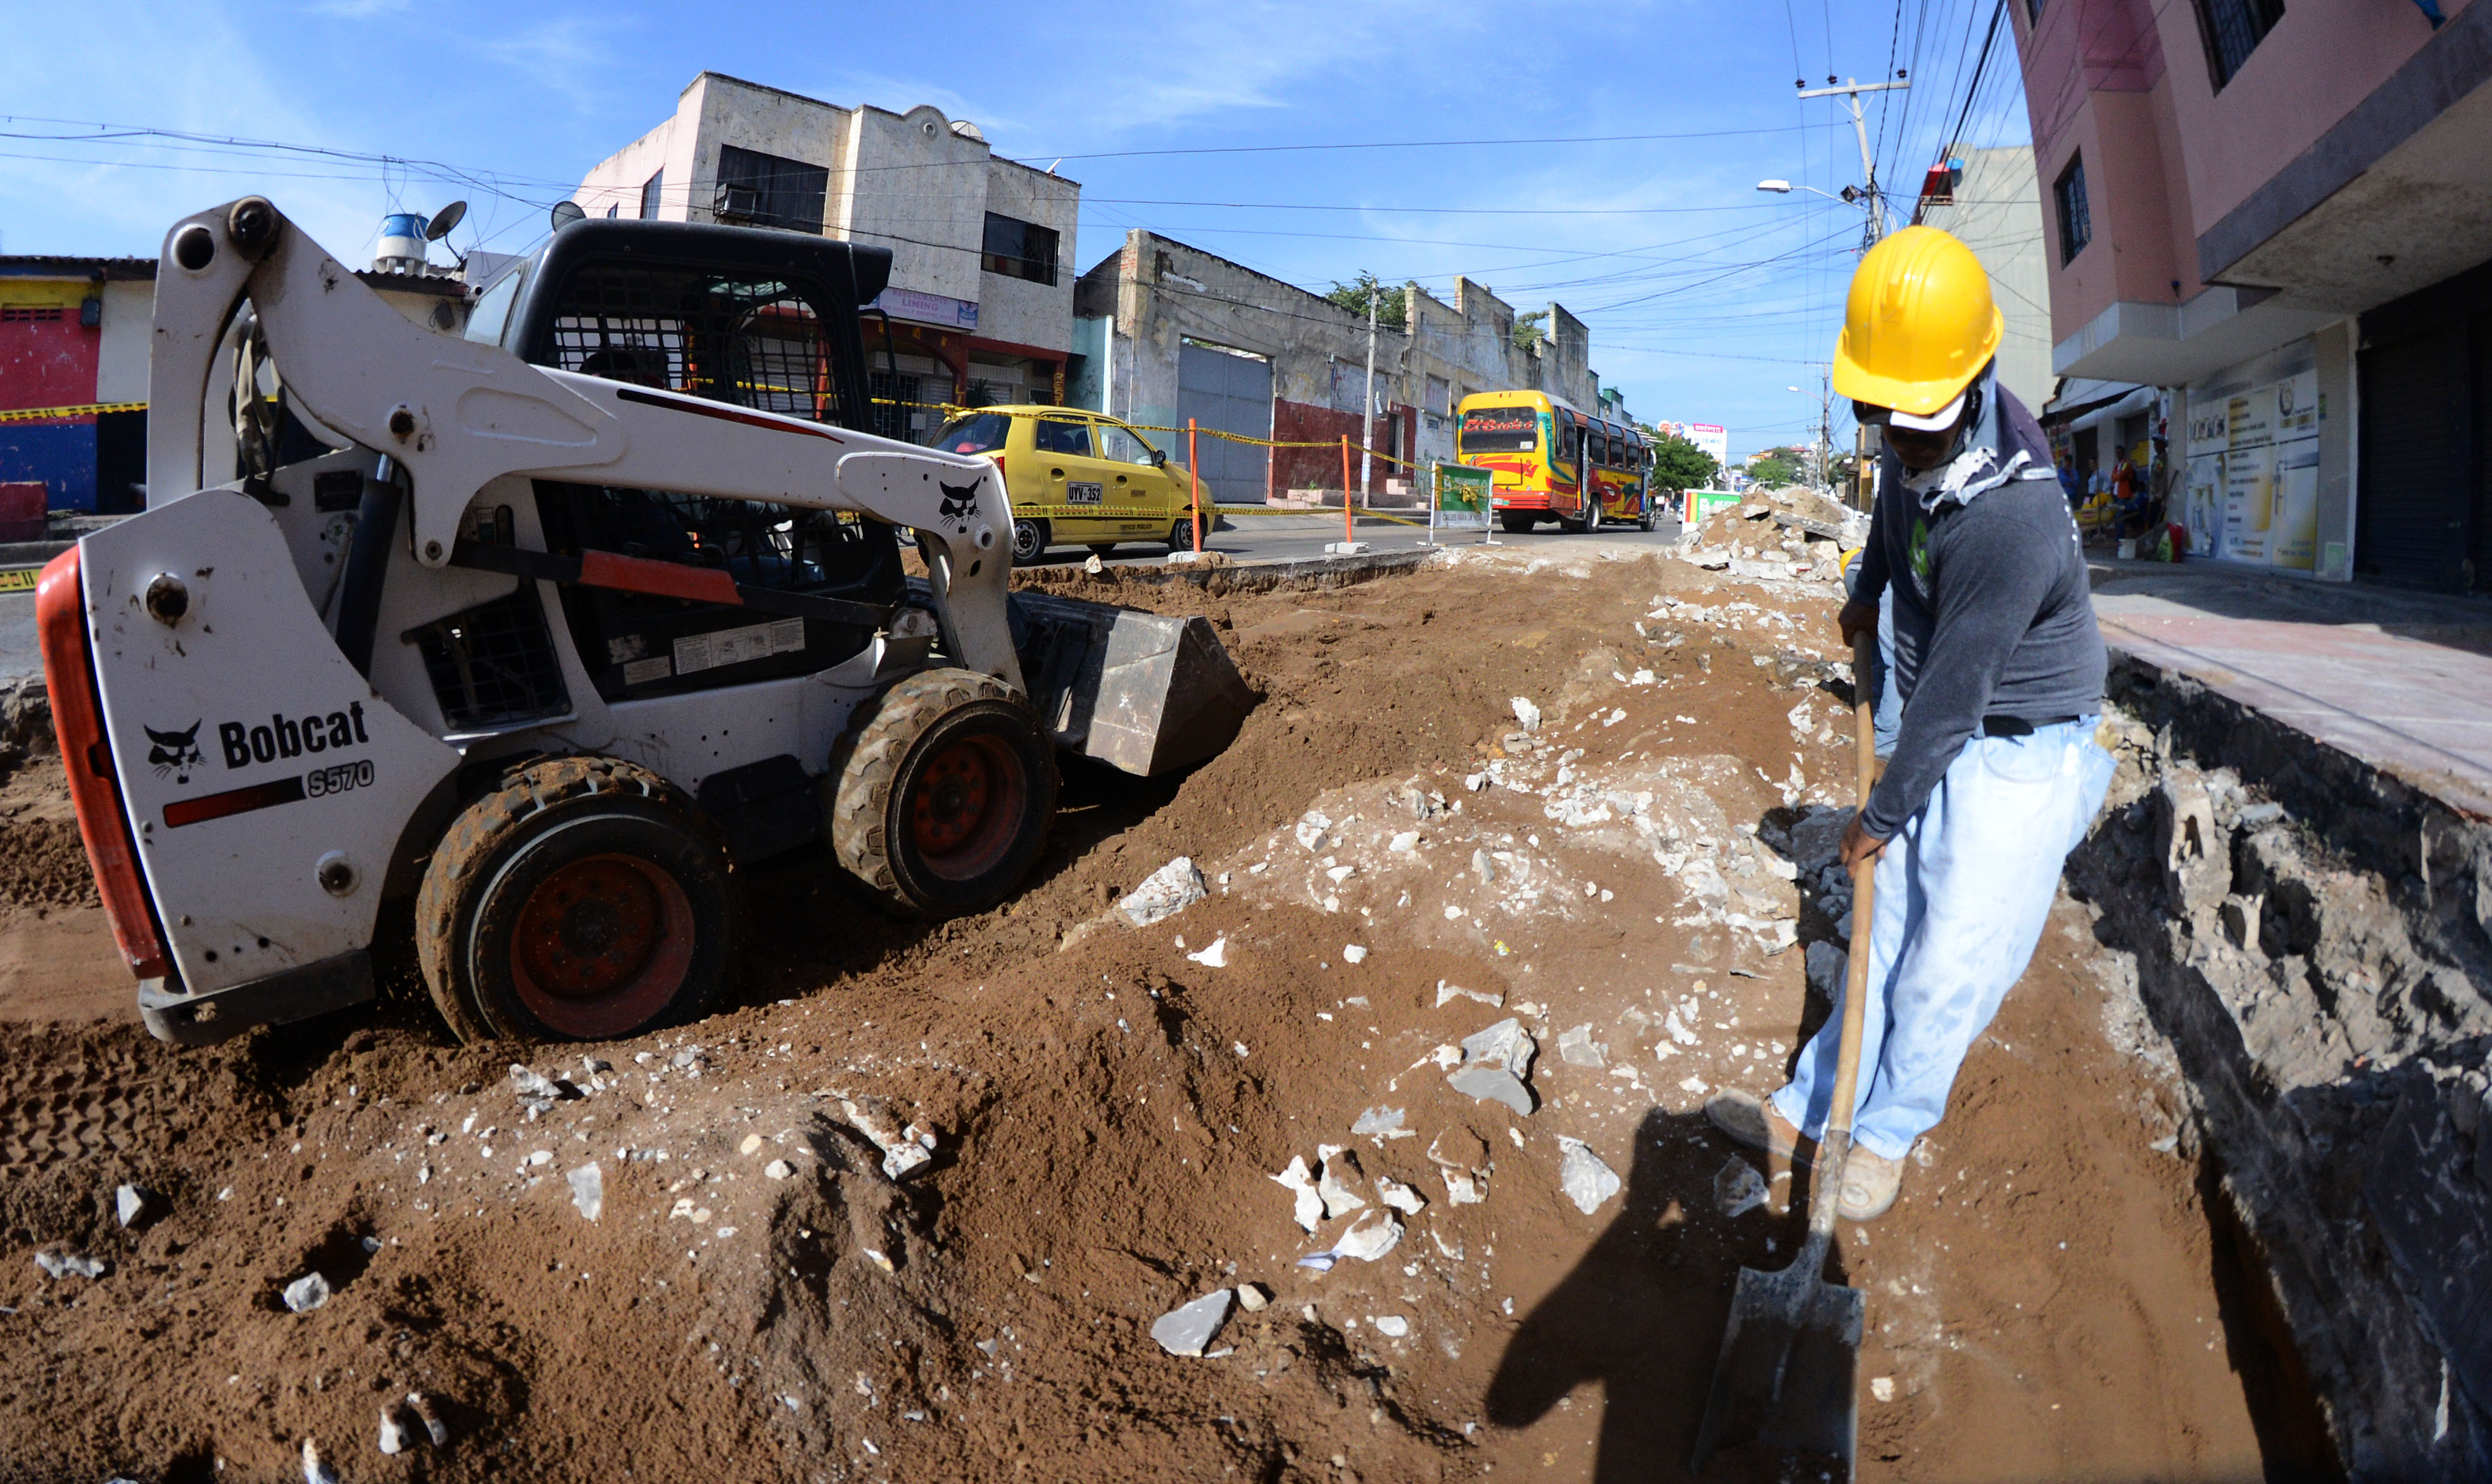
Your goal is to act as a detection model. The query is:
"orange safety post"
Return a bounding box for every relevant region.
[1188,419,1204,553]
[1340,434,1354,546]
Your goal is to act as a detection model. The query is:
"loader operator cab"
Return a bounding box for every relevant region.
[449,220,909,710]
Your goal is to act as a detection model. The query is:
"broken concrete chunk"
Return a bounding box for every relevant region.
[1375,1176,1427,1215]
[1295,812,1333,852]
[567,1162,604,1221]
[1152,1289,1234,1357]
[1805,940,1847,1002]
[1350,1105,1411,1140]
[1316,1145,1369,1219]
[1439,1167,1485,1205]
[34,1250,105,1280]
[1300,1207,1405,1270]
[113,1183,161,1230]
[1461,1017,1537,1078]
[1512,696,1542,731]
[508,1063,576,1112]
[282,1273,332,1313]
[764,1159,795,1181]
[1557,1138,1621,1215]
[1447,1064,1535,1117]
[406,1390,449,1446]
[839,1097,935,1181]
[1272,1156,1325,1231]
[379,1404,409,1455]
[1372,1314,1411,1338]
[1236,1281,1271,1312]
[1121,857,1207,927]
[1556,1024,1608,1069]
[1435,979,1503,1009]
[738,1133,765,1157]
[301,1437,339,1484]
[1470,849,1497,883]
[1714,1157,1768,1218]
[1185,936,1230,969]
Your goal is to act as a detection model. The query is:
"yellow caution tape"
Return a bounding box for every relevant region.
[0,568,44,592]
[0,401,146,424]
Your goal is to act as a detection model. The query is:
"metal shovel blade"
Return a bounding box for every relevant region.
[1688,1244,1864,1474]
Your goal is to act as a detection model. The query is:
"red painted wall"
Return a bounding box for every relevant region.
[0,308,100,412]
[1269,401,1415,498]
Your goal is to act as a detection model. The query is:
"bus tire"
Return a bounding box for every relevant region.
[1499,512,1535,534]
[1639,495,1658,532]
[1583,500,1602,534]
[1010,519,1050,565]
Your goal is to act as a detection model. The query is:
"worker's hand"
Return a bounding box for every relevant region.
[1837,599,1878,646]
[1840,812,1887,869]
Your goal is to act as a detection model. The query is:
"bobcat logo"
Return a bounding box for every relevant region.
[145,720,204,785]
[936,479,980,533]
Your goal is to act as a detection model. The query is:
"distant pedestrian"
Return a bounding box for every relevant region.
[1706,225,2115,1223]
[2085,459,2106,503]
[2056,456,2082,508]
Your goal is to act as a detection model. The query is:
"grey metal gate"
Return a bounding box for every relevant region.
[1176,341,1273,505]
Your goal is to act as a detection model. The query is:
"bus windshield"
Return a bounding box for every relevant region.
[1460,408,1538,453]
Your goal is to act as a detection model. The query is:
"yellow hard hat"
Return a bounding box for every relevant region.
[1832,225,2003,422]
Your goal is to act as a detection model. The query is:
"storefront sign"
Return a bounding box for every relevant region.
[2185,352,2319,572]
[873,286,978,330]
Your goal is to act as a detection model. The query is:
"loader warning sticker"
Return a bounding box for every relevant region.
[672,617,805,676]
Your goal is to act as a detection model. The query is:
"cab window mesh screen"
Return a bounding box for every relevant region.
[409,588,569,731]
[548,267,850,424]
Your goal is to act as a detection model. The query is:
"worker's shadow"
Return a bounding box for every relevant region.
[1485,1105,1843,1482]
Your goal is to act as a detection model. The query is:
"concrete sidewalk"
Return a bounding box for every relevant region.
[2090,559,2492,816]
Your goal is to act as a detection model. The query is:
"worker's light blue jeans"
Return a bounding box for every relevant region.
[1773,718,2115,1161]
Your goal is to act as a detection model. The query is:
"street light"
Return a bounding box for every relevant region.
[1756,180,1867,207]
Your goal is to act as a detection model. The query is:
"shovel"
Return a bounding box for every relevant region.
[1689,630,1879,1476]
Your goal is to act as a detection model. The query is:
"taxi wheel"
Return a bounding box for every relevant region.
[1167,519,1201,553]
[1010,519,1049,565]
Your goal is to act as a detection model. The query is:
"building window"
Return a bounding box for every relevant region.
[712,145,828,234]
[2026,0,2045,20]
[640,168,665,221]
[2054,154,2092,265]
[2194,0,2285,89]
[1425,375,1450,417]
[981,213,1059,286]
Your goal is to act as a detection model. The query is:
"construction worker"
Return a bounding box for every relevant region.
[1707,226,2113,1220]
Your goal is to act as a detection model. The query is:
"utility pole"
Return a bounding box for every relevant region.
[1359,288,1379,504]
[1795,77,1908,239]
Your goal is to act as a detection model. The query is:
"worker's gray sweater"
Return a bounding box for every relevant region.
[1851,383,2105,839]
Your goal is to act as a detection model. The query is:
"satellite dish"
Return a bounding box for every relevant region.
[550,200,588,231]
[424,201,467,241]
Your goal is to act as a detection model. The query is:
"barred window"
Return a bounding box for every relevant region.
[2195,0,2284,89]
[639,168,665,221]
[712,145,827,234]
[981,213,1059,286]
[2055,155,2092,265]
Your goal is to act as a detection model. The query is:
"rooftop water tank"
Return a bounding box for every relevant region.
[374,212,428,275]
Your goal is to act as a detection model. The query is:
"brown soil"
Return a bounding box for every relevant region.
[0,545,2274,1482]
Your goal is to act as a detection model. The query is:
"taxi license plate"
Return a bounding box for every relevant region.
[1067,482,1103,505]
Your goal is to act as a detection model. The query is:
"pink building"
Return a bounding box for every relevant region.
[2017,0,2492,586]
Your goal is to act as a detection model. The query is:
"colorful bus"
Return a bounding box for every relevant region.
[1454,390,1655,534]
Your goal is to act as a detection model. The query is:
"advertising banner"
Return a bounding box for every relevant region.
[1430,463,1492,536]
[2184,342,2320,570]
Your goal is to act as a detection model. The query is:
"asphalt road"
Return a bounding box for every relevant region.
[0,509,1689,686]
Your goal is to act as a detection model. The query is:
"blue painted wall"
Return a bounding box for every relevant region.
[0,420,96,510]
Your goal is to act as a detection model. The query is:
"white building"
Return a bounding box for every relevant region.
[576,72,1079,440]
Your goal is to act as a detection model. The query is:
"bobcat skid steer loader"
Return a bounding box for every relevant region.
[40,198,1250,1047]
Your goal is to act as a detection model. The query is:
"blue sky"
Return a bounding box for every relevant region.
[0,0,2031,460]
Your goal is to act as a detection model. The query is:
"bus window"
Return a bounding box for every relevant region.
[1459,407,1537,453]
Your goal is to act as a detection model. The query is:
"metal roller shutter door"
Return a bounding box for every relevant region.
[1176,342,1272,506]
[2358,331,2465,586]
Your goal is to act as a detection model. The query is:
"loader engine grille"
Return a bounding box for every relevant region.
[547,266,850,424]
[408,588,570,732]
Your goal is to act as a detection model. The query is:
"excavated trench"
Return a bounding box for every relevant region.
[2071,651,2492,1480]
[0,542,2470,1481]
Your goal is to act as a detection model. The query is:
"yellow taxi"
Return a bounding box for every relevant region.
[926,406,1204,563]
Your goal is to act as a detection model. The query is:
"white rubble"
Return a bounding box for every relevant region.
[1185,936,1230,969]
[1375,1176,1428,1215]
[113,1183,158,1229]
[567,1162,604,1221]
[1372,1315,1411,1338]
[1120,857,1207,927]
[34,1250,106,1280]
[282,1273,332,1313]
[1350,1105,1411,1140]
[1436,980,1503,1009]
[1447,1017,1539,1116]
[1316,1145,1369,1219]
[1557,1024,1608,1069]
[840,1097,936,1181]
[1342,944,1369,964]
[1150,1289,1235,1357]
[1557,1138,1621,1215]
[1299,1207,1404,1270]
[1271,1156,1325,1232]
[1512,696,1542,731]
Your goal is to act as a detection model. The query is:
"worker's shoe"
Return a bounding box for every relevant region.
[1837,1142,1906,1222]
[1703,1090,1813,1169]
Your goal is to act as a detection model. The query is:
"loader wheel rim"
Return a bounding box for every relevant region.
[508,853,695,1032]
[909,732,1026,880]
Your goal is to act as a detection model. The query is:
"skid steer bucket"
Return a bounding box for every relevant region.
[1007,590,1254,777]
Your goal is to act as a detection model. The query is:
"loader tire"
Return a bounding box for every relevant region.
[416,755,735,1043]
[828,668,1057,916]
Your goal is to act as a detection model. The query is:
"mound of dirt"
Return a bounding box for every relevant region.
[0,543,2281,1482]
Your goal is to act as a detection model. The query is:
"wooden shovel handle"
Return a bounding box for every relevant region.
[1808,632,1881,1238]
